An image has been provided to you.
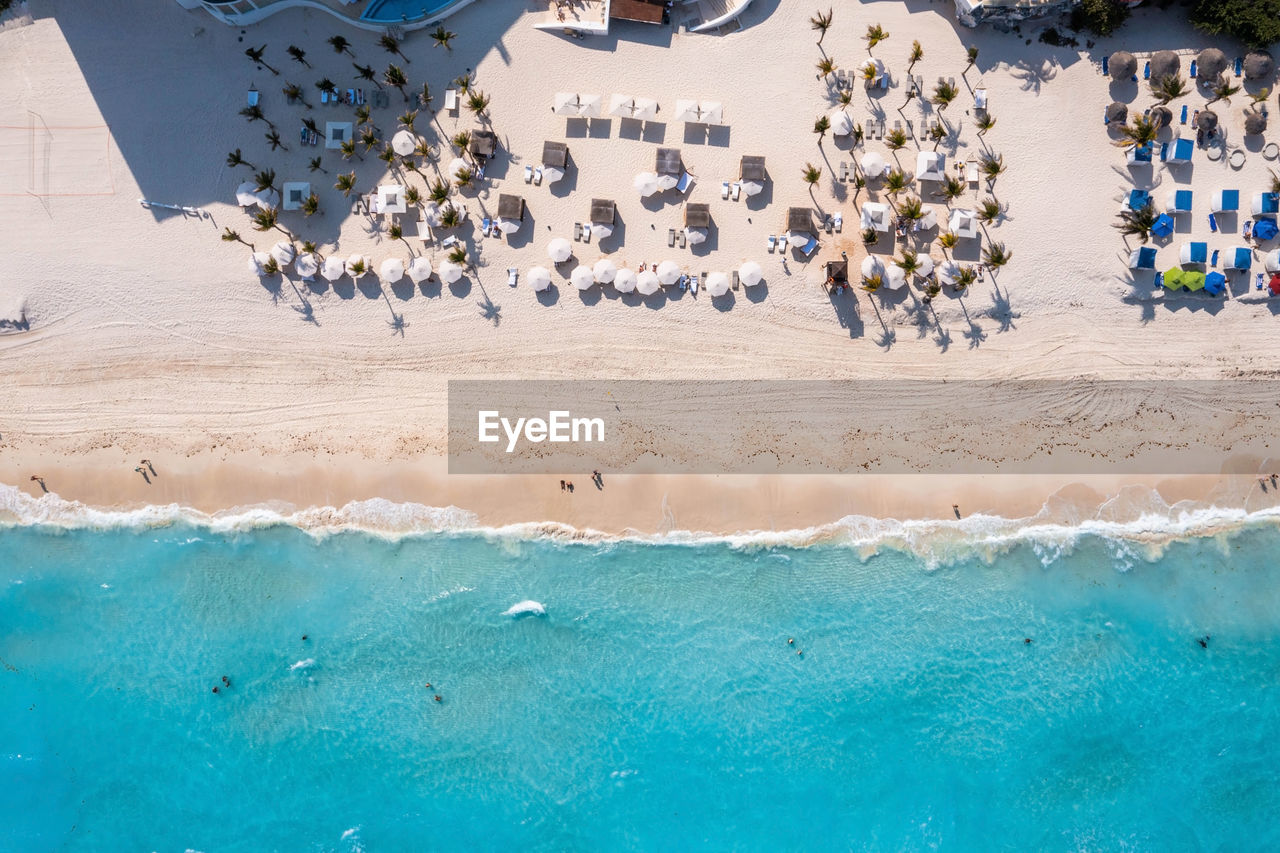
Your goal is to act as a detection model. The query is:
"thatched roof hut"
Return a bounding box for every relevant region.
[469,129,497,159]
[1244,111,1267,136]
[1244,51,1274,81]
[542,140,568,168]
[1106,102,1128,124]
[589,198,615,225]
[1109,51,1137,81]
[1150,50,1180,81]
[1151,106,1173,130]
[655,147,682,176]
[1197,48,1228,81]
[684,203,711,228]
[496,193,525,221]
[1196,110,1218,132]
[740,155,766,181]
[785,207,816,235]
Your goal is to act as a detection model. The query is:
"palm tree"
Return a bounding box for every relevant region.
[978,152,1005,184]
[239,104,273,130]
[938,231,959,253]
[355,104,373,128]
[983,242,1011,271]
[301,240,321,259]
[221,227,252,247]
[315,78,338,100]
[816,57,837,79]
[262,256,281,276]
[404,186,421,207]
[253,169,277,193]
[851,173,866,201]
[328,35,354,56]
[348,258,367,277]
[802,162,822,188]
[383,64,409,101]
[353,63,381,88]
[287,45,310,68]
[908,40,923,71]
[282,82,311,108]
[1114,203,1158,243]
[884,168,908,200]
[455,166,474,188]
[953,265,977,291]
[1208,78,1241,105]
[1153,74,1189,104]
[398,109,419,131]
[414,139,436,163]
[942,175,965,203]
[226,149,254,170]
[452,129,472,152]
[302,193,320,217]
[302,117,320,136]
[388,222,404,244]
[360,126,380,151]
[245,45,279,75]
[250,206,291,238]
[977,197,1002,224]
[861,63,878,83]
[265,129,287,151]
[466,90,490,117]
[895,250,922,280]
[1249,87,1271,107]
[380,34,409,62]
[308,156,327,174]
[439,204,461,228]
[453,73,473,93]
[964,45,979,73]
[1112,114,1158,150]
[864,24,888,53]
[340,138,362,162]
[861,227,878,245]
[809,8,832,44]
[431,25,457,50]
[377,145,397,167]
[899,195,923,222]
[976,113,997,136]
[1270,168,1280,195]
[418,82,433,109]
[931,80,958,115]
[861,273,883,292]
[885,127,907,151]
[813,116,830,139]
[428,179,451,204]
[335,171,357,197]
[839,89,853,107]
[447,245,468,265]
[929,122,947,148]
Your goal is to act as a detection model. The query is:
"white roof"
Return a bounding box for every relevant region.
[916,151,945,181]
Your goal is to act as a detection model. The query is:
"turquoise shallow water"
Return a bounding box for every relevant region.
[3,522,1280,851]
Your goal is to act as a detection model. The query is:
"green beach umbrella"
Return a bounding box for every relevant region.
[1162,267,1184,289]
[1182,270,1206,291]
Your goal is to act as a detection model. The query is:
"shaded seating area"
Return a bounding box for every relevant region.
[824,258,848,291]
[655,147,688,192]
[1129,246,1157,270]
[590,198,616,237]
[495,193,526,235]
[784,207,819,255]
[1210,190,1239,213]
[469,130,497,160]
[684,202,711,245]
[1165,190,1192,214]
[542,141,569,184]
[740,155,767,197]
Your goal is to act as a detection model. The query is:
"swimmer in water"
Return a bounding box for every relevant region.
[434,695,442,703]
[212,686,220,694]
[222,676,230,686]
[1024,638,1032,644]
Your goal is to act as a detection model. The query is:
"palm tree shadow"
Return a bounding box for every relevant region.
[986,282,1019,333]
[289,280,319,325]
[380,290,406,336]
[928,303,951,351]
[958,297,985,348]
[474,279,501,325]
[866,295,895,349]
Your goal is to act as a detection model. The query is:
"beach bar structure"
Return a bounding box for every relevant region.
[611,0,666,25]
[469,130,498,160]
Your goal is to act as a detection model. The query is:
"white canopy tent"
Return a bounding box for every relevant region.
[948,209,979,239]
[271,241,296,267]
[553,93,579,116]
[634,172,660,197]
[247,251,271,276]
[861,202,891,232]
[884,266,907,290]
[609,94,635,118]
[829,110,853,136]
[916,151,945,182]
[705,271,730,296]
[391,130,418,156]
[685,227,708,245]
[321,256,346,282]
[577,93,602,118]
[380,258,404,282]
[438,260,464,284]
[571,265,595,290]
[674,100,701,122]
[294,252,319,280]
[860,152,887,178]
[236,181,260,207]
[632,98,659,120]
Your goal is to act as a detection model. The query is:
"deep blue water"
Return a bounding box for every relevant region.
[3,523,1279,851]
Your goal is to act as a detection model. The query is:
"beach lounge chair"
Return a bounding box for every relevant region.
[573,223,582,241]
[966,161,979,184]
[824,215,834,234]
[320,88,329,104]
[1144,61,1151,80]
[1235,57,1243,77]
[767,235,776,253]
[840,161,848,182]
[481,217,492,234]
[668,228,676,247]
[1101,56,1109,75]
[1154,271,1164,289]
[444,88,459,113]
[974,88,988,110]
[678,231,687,249]
[905,120,914,139]
[691,275,699,294]
[1181,105,1188,124]
[357,88,365,105]
[441,235,459,248]
[248,88,260,107]
[1209,214,1218,233]
[534,167,543,185]
[1189,60,1197,79]
[801,236,819,256]
[721,181,730,199]
[834,212,843,232]
[1258,272,1265,290]
[676,172,693,193]
[347,88,356,105]
[732,271,740,290]
[524,165,533,183]
[1244,220,1253,239]
[582,224,591,243]
[732,182,741,201]
[508,268,518,287]
[1210,249,1219,267]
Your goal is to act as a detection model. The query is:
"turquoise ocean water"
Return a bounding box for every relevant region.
[3,499,1280,851]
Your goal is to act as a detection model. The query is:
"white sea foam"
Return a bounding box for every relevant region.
[2,482,1279,567]
[502,600,546,617]
[289,658,315,672]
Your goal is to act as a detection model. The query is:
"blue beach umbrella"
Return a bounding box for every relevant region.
[1254,218,1279,241]
[1151,213,1174,238]
[1204,271,1226,295]
[1128,189,1150,210]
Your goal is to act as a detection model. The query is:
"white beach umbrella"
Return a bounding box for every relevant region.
[236,181,260,207]
[571,265,595,290]
[497,218,521,234]
[633,98,659,120]
[345,253,370,279]
[674,99,701,122]
[937,260,961,286]
[248,251,271,276]
[861,256,886,279]
[684,227,708,245]
[916,255,935,277]
[321,256,346,282]
[255,188,280,210]
[547,237,573,264]
[829,109,853,136]
[861,202,890,232]
[656,173,679,192]
[380,257,404,283]
[699,101,723,125]
[553,92,579,116]
[741,180,764,197]
[1265,250,1280,273]
[636,270,661,295]
[577,93,602,118]
[634,172,660,197]
[391,129,418,156]
[884,266,907,290]
[918,206,938,231]
[294,252,319,279]
[860,152,886,178]
[527,265,552,291]
[420,201,442,228]
[592,222,615,238]
[739,261,763,287]
[271,240,296,267]
[593,258,618,283]
[407,256,433,283]
[613,268,637,292]
[656,260,681,285]
[438,260,463,284]
[542,166,565,184]
[609,94,635,118]
[705,271,730,296]
[448,157,471,180]
[787,231,810,248]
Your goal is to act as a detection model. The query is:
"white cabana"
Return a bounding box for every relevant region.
[685,227,708,245]
[634,172,660,197]
[739,261,763,287]
[321,256,346,281]
[571,265,595,290]
[448,158,470,180]
[391,130,418,156]
[1222,245,1252,271]
[407,256,433,283]
[613,268,637,293]
[1210,189,1241,212]
[247,251,271,276]
[636,270,661,295]
[438,260,464,284]
[324,121,354,150]
[295,252,319,280]
[705,271,730,296]
[547,237,573,263]
[577,94,602,118]
[741,180,764,197]
[345,253,370,278]
[829,110,853,137]
[700,101,724,125]
[527,265,552,291]
[593,258,618,283]
[861,256,886,279]
[948,209,979,239]
[553,93,579,116]
[1265,250,1280,273]
[937,260,961,286]
[674,100,701,122]
[497,218,521,235]
[236,181,260,207]
[916,151,945,182]
[282,181,310,211]
[860,152,886,178]
[884,266,907,290]
[380,257,404,282]
[270,240,296,267]
[918,206,939,231]
[254,188,280,210]
[609,94,635,118]
[656,260,681,285]
[656,173,680,192]
[633,98,659,120]
[861,202,890,232]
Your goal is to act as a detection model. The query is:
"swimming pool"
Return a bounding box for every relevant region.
[362,0,456,23]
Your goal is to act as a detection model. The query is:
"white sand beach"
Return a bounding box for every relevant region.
[2,0,1279,533]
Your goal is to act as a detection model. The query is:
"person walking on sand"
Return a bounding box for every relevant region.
[560,480,566,491]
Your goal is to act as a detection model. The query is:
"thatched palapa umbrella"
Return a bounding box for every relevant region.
[1196,110,1218,132]
[1244,111,1267,136]
[1244,51,1274,81]
[1151,106,1173,130]
[1197,48,1228,82]
[1150,50,1180,82]
[1106,102,1128,124]
[1109,51,1137,82]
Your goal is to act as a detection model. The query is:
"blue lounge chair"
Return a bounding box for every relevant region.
[801,236,819,256]
[675,172,693,193]
[1235,57,1243,76]
[1189,60,1197,78]
[1102,56,1109,75]
[1209,213,1218,233]
[1155,271,1164,289]
[1210,249,1219,267]
[1144,61,1151,80]
[1180,105,1188,124]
